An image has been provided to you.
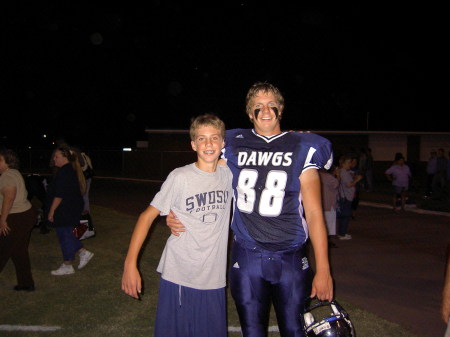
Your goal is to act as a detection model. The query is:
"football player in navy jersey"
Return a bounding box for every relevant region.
[168,82,333,337]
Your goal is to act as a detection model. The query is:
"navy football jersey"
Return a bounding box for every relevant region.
[223,129,333,251]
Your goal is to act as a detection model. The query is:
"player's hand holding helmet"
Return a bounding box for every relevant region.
[302,298,355,337]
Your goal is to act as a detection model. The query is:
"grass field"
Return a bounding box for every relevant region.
[0,205,421,337]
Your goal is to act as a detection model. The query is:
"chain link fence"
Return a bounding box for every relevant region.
[16,148,196,181]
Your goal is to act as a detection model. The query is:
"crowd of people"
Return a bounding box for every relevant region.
[0,144,95,291]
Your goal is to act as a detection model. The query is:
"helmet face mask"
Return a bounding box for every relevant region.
[302,299,355,337]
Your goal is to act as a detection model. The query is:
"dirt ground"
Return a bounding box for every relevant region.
[90,178,450,337]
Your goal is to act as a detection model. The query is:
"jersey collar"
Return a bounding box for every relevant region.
[252,129,288,143]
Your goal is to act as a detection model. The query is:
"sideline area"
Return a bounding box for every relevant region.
[360,199,450,217]
[326,197,449,337]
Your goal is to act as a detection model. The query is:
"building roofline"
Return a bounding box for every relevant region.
[145,129,450,136]
[145,129,189,134]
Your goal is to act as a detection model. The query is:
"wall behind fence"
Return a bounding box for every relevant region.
[17,148,196,181]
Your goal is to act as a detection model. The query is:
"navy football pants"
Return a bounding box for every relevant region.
[229,238,311,337]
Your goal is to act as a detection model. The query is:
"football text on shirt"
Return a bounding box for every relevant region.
[238,151,293,167]
[186,190,230,213]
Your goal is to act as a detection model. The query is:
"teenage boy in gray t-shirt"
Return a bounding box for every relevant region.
[122,114,232,337]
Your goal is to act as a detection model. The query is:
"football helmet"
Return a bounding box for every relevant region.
[302,299,355,337]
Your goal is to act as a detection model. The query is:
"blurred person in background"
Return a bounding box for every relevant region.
[385,152,412,212]
[25,173,50,234]
[46,146,94,275]
[0,149,37,291]
[349,153,362,220]
[433,148,447,199]
[79,151,95,235]
[336,154,363,240]
[425,150,437,198]
[359,147,374,192]
[319,165,340,248]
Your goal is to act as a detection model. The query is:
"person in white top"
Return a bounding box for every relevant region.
[385,152,412,211]
[0,149,37,291]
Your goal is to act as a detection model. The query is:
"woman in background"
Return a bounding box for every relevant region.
[47,146,94,275]
[0,149,37,291]
[319,165,340,247]
[385,152,412,211]
[336,154,363,240]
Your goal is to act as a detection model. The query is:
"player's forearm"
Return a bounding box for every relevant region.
[308,216,331,273]
[311,238,331,273]
[305,210,330,268]
[301,169,331,272]
[309,217,333,300]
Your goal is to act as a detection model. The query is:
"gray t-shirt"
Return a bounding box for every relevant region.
[152,163,232,290]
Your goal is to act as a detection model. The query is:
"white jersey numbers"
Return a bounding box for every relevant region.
[236,169,258,213]
[259,170,287,216]
[237,169,287,216]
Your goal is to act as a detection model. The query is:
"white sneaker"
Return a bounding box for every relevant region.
[51,264,75,276]
[338,234,352,240]
[78,250,94,269]
[80,230,95,240]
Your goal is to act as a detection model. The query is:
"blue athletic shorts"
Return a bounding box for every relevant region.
[154,278,227,337]
[229,237,311,337]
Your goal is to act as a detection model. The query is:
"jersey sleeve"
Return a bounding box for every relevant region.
[303,135,334,172]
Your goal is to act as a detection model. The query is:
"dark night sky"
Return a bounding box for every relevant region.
[4,3,448,149]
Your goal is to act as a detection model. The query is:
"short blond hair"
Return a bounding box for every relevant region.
[245,81,285,115]
[189,114,225,141]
